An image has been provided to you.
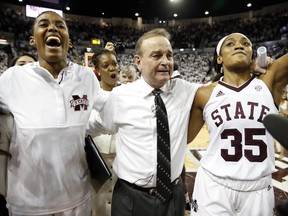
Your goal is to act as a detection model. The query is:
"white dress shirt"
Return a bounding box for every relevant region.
[89,77,200,188]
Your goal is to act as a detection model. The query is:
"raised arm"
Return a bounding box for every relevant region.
[260,53,288,105]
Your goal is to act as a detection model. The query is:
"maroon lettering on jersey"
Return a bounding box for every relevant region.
[234,102,246,119]
[221,104,232,121]
[211,109,223,127]
[257,105,270,123]
[247,102,258,120]
[70,95,89,111]
[211,101,270,127]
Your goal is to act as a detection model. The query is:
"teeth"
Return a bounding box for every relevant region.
[46,36,61,44]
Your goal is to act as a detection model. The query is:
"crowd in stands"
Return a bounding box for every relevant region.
[0,5,287,84]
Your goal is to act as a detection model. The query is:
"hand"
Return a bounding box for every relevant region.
[104,42,115,52]
[250,56,274,75]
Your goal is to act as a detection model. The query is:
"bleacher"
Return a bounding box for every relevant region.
[0,2,287,83]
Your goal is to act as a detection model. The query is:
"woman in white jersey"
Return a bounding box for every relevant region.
[188,33,288,216]
[0,11,107,216]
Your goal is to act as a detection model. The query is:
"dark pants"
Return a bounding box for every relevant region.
[0,195,8,216]
[111,178,186,216]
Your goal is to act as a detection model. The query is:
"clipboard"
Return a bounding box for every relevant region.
[84,135,112,192]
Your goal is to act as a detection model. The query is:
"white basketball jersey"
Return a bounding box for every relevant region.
[201,77,278,180]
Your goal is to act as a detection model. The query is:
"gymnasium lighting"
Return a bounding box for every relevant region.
[65,1,70,11]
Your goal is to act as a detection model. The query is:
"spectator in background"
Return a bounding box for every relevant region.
[275,86,288,158]
[89,46,120,216]
[0,11,107,216]
[279,86,288,117]
[8,53,37,67]
[119,64,137,84]
[92,47,119,91]
[171,62,182,79]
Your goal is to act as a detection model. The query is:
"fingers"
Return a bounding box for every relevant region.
[250,60,266,75]
[104,42,115,52]
[252,56,275,75]
[254,64,267,74]
[266,57,274,66]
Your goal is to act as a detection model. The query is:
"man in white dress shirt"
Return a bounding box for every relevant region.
[87,28,201,216]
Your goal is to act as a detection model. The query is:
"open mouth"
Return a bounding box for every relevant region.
[45,36,61,47]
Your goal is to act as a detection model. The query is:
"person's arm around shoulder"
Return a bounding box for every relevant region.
[86,110,109,137]
[187,82,216,143]
[260,53,288,105]
[86,90,117,137]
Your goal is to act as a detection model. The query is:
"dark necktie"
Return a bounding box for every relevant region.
[152,89,172,202]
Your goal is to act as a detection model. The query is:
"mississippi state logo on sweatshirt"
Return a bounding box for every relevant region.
[70,95,89,111]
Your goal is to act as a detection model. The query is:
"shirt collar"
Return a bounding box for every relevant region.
[138,77,173,98]
[31,61,74,80]
[31,61,73,70]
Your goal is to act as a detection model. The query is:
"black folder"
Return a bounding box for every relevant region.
[84,135,112,192]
